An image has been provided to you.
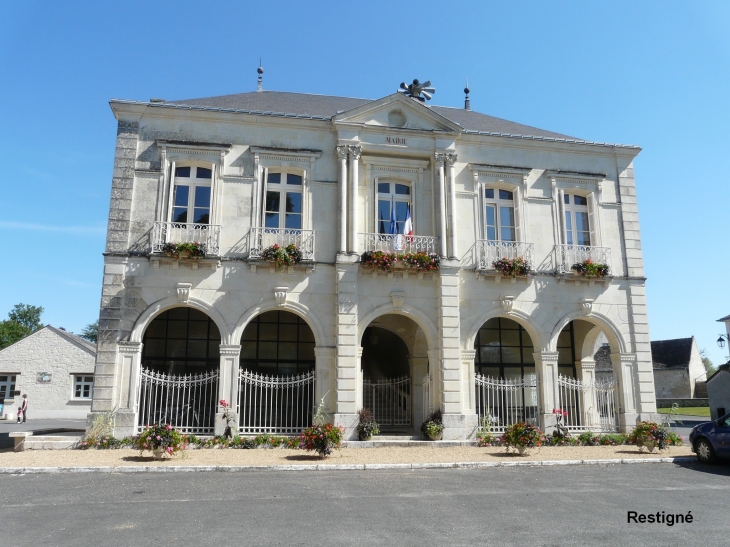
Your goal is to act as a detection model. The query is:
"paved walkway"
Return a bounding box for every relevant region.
[0,419,85,449]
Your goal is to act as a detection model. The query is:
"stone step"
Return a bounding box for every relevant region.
[24,435,82,450]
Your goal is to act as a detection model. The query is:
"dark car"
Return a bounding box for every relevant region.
[689,412,730,463]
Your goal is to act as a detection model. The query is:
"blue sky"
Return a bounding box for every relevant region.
[1,1,728,365]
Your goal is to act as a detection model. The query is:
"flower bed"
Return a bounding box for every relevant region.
[571,259,609,277]
[361,251,440,273]
[260,243,302,269]
[492,257,532,278]
[162,241,205,259]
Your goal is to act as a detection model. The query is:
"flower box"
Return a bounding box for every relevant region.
[571,259,609,278]
[162,241,205,259]
[361,251,440,273]
[492,257,532,278]
[260,244,303,270]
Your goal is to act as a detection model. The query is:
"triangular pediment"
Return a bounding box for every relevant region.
[333,93,462,133]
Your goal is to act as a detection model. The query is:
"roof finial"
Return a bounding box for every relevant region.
[464,77,471,111]
[257,58,264,92]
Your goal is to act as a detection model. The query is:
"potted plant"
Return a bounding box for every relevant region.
[630,421,667,452]
[492,257,532,278]
[571,259,609,278]
[162,241,205,259]
[502,422,545,455]
[134,423,187,459]
[297,395,344,458]
[360,250,440,273]
[260,243,302,270]
[551,408,570,439]
[220,399,236,439]
[421,409,444,441]
[356,408,380,441]
[402,251,440,272]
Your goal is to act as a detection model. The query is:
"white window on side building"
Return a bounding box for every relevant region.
[563,193,591,246]
[0,375,17,399]
[264,172,304,230]
[170,165,213,225]
[73,375,94,399]
[484,188,516,242]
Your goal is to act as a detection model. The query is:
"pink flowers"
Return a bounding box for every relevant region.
[220,399,229,408]
[552,408,568,417]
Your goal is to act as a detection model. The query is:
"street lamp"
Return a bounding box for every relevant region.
[717,334,730,348]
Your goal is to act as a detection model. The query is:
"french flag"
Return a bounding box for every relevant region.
[403,204,413,240]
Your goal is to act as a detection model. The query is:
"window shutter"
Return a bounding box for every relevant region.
[167,161,176,223]
[513,186,522,242]
[587,192,600,247]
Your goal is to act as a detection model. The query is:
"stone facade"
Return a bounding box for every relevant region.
[0,327,96,419]
[89,87,658,438]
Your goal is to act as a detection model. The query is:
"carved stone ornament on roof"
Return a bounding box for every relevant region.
[176,283,192,304]
[500,295,515,313]
[348,145,362,160]
[274,286,289,306]
[336,145,349,159]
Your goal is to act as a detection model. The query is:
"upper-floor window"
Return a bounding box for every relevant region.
[0,375,16,399]
[377,182,411,234]
[485,188,515,241]
[563,193,590,246]
[265,172,303,230]
[172,166,212,224]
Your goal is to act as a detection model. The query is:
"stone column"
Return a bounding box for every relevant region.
[535,351,560,433]
[314,347,337,423]
[578,358,599,428]
[611,352,639,432]
[434,153,448,258]
[111,341,142,438]
[412,356,430,428]
[460,350,476,414]
[446,154,458,259]
[215,345,241,435]
[334,263,360,439]
[426,348,442,421]
[348,145,362,255]
[336,145,349,255]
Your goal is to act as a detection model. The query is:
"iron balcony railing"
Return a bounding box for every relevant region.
[248,228,315,261]
[554,244,611,274]
[476,240,535,270]
[359,233,438,255]
[151,222,221,256]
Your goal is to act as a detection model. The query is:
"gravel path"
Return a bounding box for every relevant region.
[0,444,693,467]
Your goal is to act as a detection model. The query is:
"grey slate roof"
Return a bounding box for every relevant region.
[650,338,693,370]
[167,90,577,140]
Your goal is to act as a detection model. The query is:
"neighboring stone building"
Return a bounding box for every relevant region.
[707,364,730,420]
[651,337,706,399]
[0,326,96,419]
[89,74,657,439]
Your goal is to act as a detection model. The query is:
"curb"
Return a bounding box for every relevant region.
[0,456,697,474]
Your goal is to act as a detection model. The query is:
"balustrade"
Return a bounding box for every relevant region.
[554,244,611,274]
[248,228,315,261]
[151,222,221,256]
[359,233,438,255]
[476,240,534,270]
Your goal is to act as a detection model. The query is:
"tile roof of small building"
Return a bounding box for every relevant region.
[166,90,578,140]
[650,338,693,370]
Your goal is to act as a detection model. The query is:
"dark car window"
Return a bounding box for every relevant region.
[723,417,730,427]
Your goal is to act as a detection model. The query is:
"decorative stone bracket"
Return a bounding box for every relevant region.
[500,295,515,313]
[274,286,289,306]
[579,298,594,316]
[176,283,192,304]
[391,291,405,311]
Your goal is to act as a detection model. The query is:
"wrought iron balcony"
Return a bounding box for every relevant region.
[476,240,534,270]
[151,222,221,256]
[248,227,315,261]
[359,233,439,255]
[554,244,611,274]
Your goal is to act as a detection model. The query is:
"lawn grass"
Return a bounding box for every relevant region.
[657,407,710,417]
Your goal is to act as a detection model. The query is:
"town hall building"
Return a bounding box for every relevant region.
[89,74,657,439]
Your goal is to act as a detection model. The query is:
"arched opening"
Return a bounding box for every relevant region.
[138,307,221,434]
[238,310,316,434]
[360,314,430,433]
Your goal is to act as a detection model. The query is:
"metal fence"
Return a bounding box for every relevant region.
[248,228,315,261]
[151,221,221,256]
[359,232,438,255]
[363,376,412,427]
[557,374,619,432]
[476,240,534,270]
[474,373,539,433]
[554,244,611,274]
[137,368,219,434]
[237,369,316,435]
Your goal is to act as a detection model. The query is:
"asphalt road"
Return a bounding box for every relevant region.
[1,462,727,547]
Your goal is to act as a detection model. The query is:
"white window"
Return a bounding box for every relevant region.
[563,193,590,246]
[0,375,16,399]
[484,188,515,241]
[376,182,411,234]
[73,375,94,399]
[171,166,213,224]
[264,172,303,229]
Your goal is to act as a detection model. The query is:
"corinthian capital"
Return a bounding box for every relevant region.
[434,152,447,163]
[336,145,349,159]
[445,153,458,165]
[348,145,362,160]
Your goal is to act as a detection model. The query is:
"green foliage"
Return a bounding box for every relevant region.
[80,321,98,343]
[0,303,44,349]
[357,408,380,438]
[162,241,206,259]
[700,349,716,376]
[492,257,532,277]
[78,436,133,449]
[571,260,610,277]
[0,320,30,350]
[260,243,302,269]
[630,421,669,450]
[360,251,440,273]
[502,423,545,450]
[420,409,444,439]
[298,423,344,457]
[134,424,187,456]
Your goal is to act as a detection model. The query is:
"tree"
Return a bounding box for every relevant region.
[0,320,30,350]
[80,321,98,343]
[700,348,716,376]
[8,303,44,333]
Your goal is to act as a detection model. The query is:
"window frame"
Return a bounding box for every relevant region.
[72,374,94,400]
[562,192,591,246]
[262,170,305,231]
[0,374,17,400]
[483,187,517,242]
[478,181,523,243]
[375,180,413,235]
[169,164,214,225]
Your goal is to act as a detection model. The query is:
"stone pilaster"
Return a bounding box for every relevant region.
[434,153,448,258]
[446,154,458,259]
[106,120,138,254]
[336,145,349,255]
[627,281,656,419]
[314,346,337,423]
[334,263,360,439]
[535,351,560,432]
[611,352,639,432]
[617,160,644,278]
[214,345,241,435]
[348,145,361,255]
[577,358,599,427]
